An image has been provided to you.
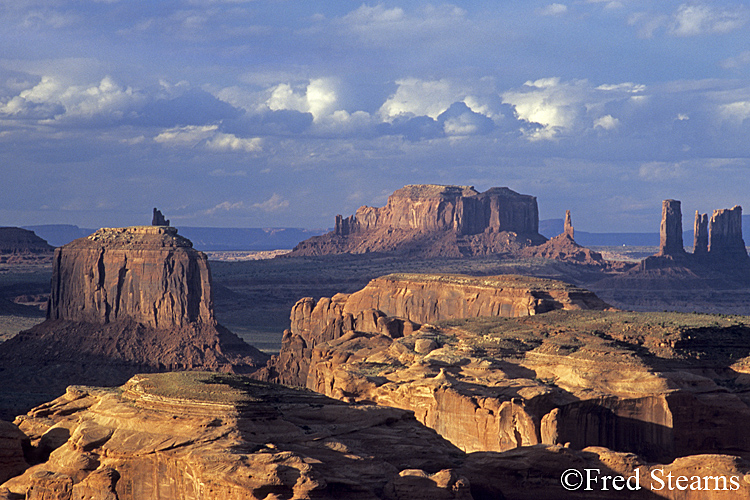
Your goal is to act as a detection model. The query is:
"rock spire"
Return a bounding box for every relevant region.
[658,199,685,256]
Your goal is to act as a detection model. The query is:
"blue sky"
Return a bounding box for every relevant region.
[1,0,749,232]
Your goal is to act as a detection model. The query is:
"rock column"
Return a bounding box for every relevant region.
[658,200,685,256]
[693,211,708,255]
[708,206,747,259]
[564,210,574,239]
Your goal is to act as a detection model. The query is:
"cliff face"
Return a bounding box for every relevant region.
[48,226,212,329]
[275,303,750,465]
[0,226,267,419]
[293,184,544,257]
[260,273,611,387]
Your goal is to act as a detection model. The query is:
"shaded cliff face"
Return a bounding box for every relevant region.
[48,226,212,329]
[291,184,545,257]
[259,273,611,387]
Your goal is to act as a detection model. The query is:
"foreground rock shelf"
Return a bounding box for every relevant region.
[4,372,750,499]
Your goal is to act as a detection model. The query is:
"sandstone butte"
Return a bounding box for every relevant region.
[289,184,549,258]
[0,226,268,419]
[4,372,750,500]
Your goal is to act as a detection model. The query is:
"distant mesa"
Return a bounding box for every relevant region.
[290,184,547,257]
[0,227,54,264]
[0,225,267,418]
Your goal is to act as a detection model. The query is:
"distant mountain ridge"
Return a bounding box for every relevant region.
[23,224,327,251]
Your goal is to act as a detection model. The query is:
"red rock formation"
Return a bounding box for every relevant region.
[709,206,747,259]
[1,372,470,500]
[259,273,611,387]
[291,184,546,257]
[0,226,267,419]
[694,211,708,255]
[658,199,685,256]
[48,226,212,329]
[0,227,54,265]
[564,210,574,239]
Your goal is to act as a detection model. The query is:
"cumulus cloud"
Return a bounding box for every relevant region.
[669,3,747,36]
[265,78,338,121]
[154,124,262,152]
[718,101,750,124]
[538,4,568,16]
[502,77,643,140]
[252,193,289,212]
[629,3,747,38]
[0,75,143,122]
[379,78,496,123]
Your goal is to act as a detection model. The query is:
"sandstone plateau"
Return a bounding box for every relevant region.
[290,185,547,258]
[4,372,750,499]
[256,272,750,484]
[259,273,612,387]
[0,226,267,419]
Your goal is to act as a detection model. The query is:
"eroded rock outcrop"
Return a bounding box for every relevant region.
[284,308,750,464]
[694,211,709,256]
[291,185,546,257]
[1,372,468,499]
[260,273,611,389]
[520,210,607,265]
[5,372,750,499]
[0,226,267,419]
[708,206,747,259]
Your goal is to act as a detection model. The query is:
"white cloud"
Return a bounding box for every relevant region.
[379,78,494,123]
[538,4,568,16]
[670,3,747,36]
[154,124,262,152]
[594,114,619,130]
[252,193,289,212]
[630,3,747,38]
[337,4,467,45]
[502,77,644,140]
[266,78,338,121]
[0,75,143,122]
[638,161,686,181]
[721,51,750,70]
[718,101,750,124]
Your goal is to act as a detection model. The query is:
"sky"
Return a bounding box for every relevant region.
[1,0,749,233]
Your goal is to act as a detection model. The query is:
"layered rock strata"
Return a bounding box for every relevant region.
[291,185,546,257]
[278,305,750,464]
[0,226,267,418]
[48,226,212,328]
[260,273,612,386]
[5,372,750,500]
[0,227,54,264]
